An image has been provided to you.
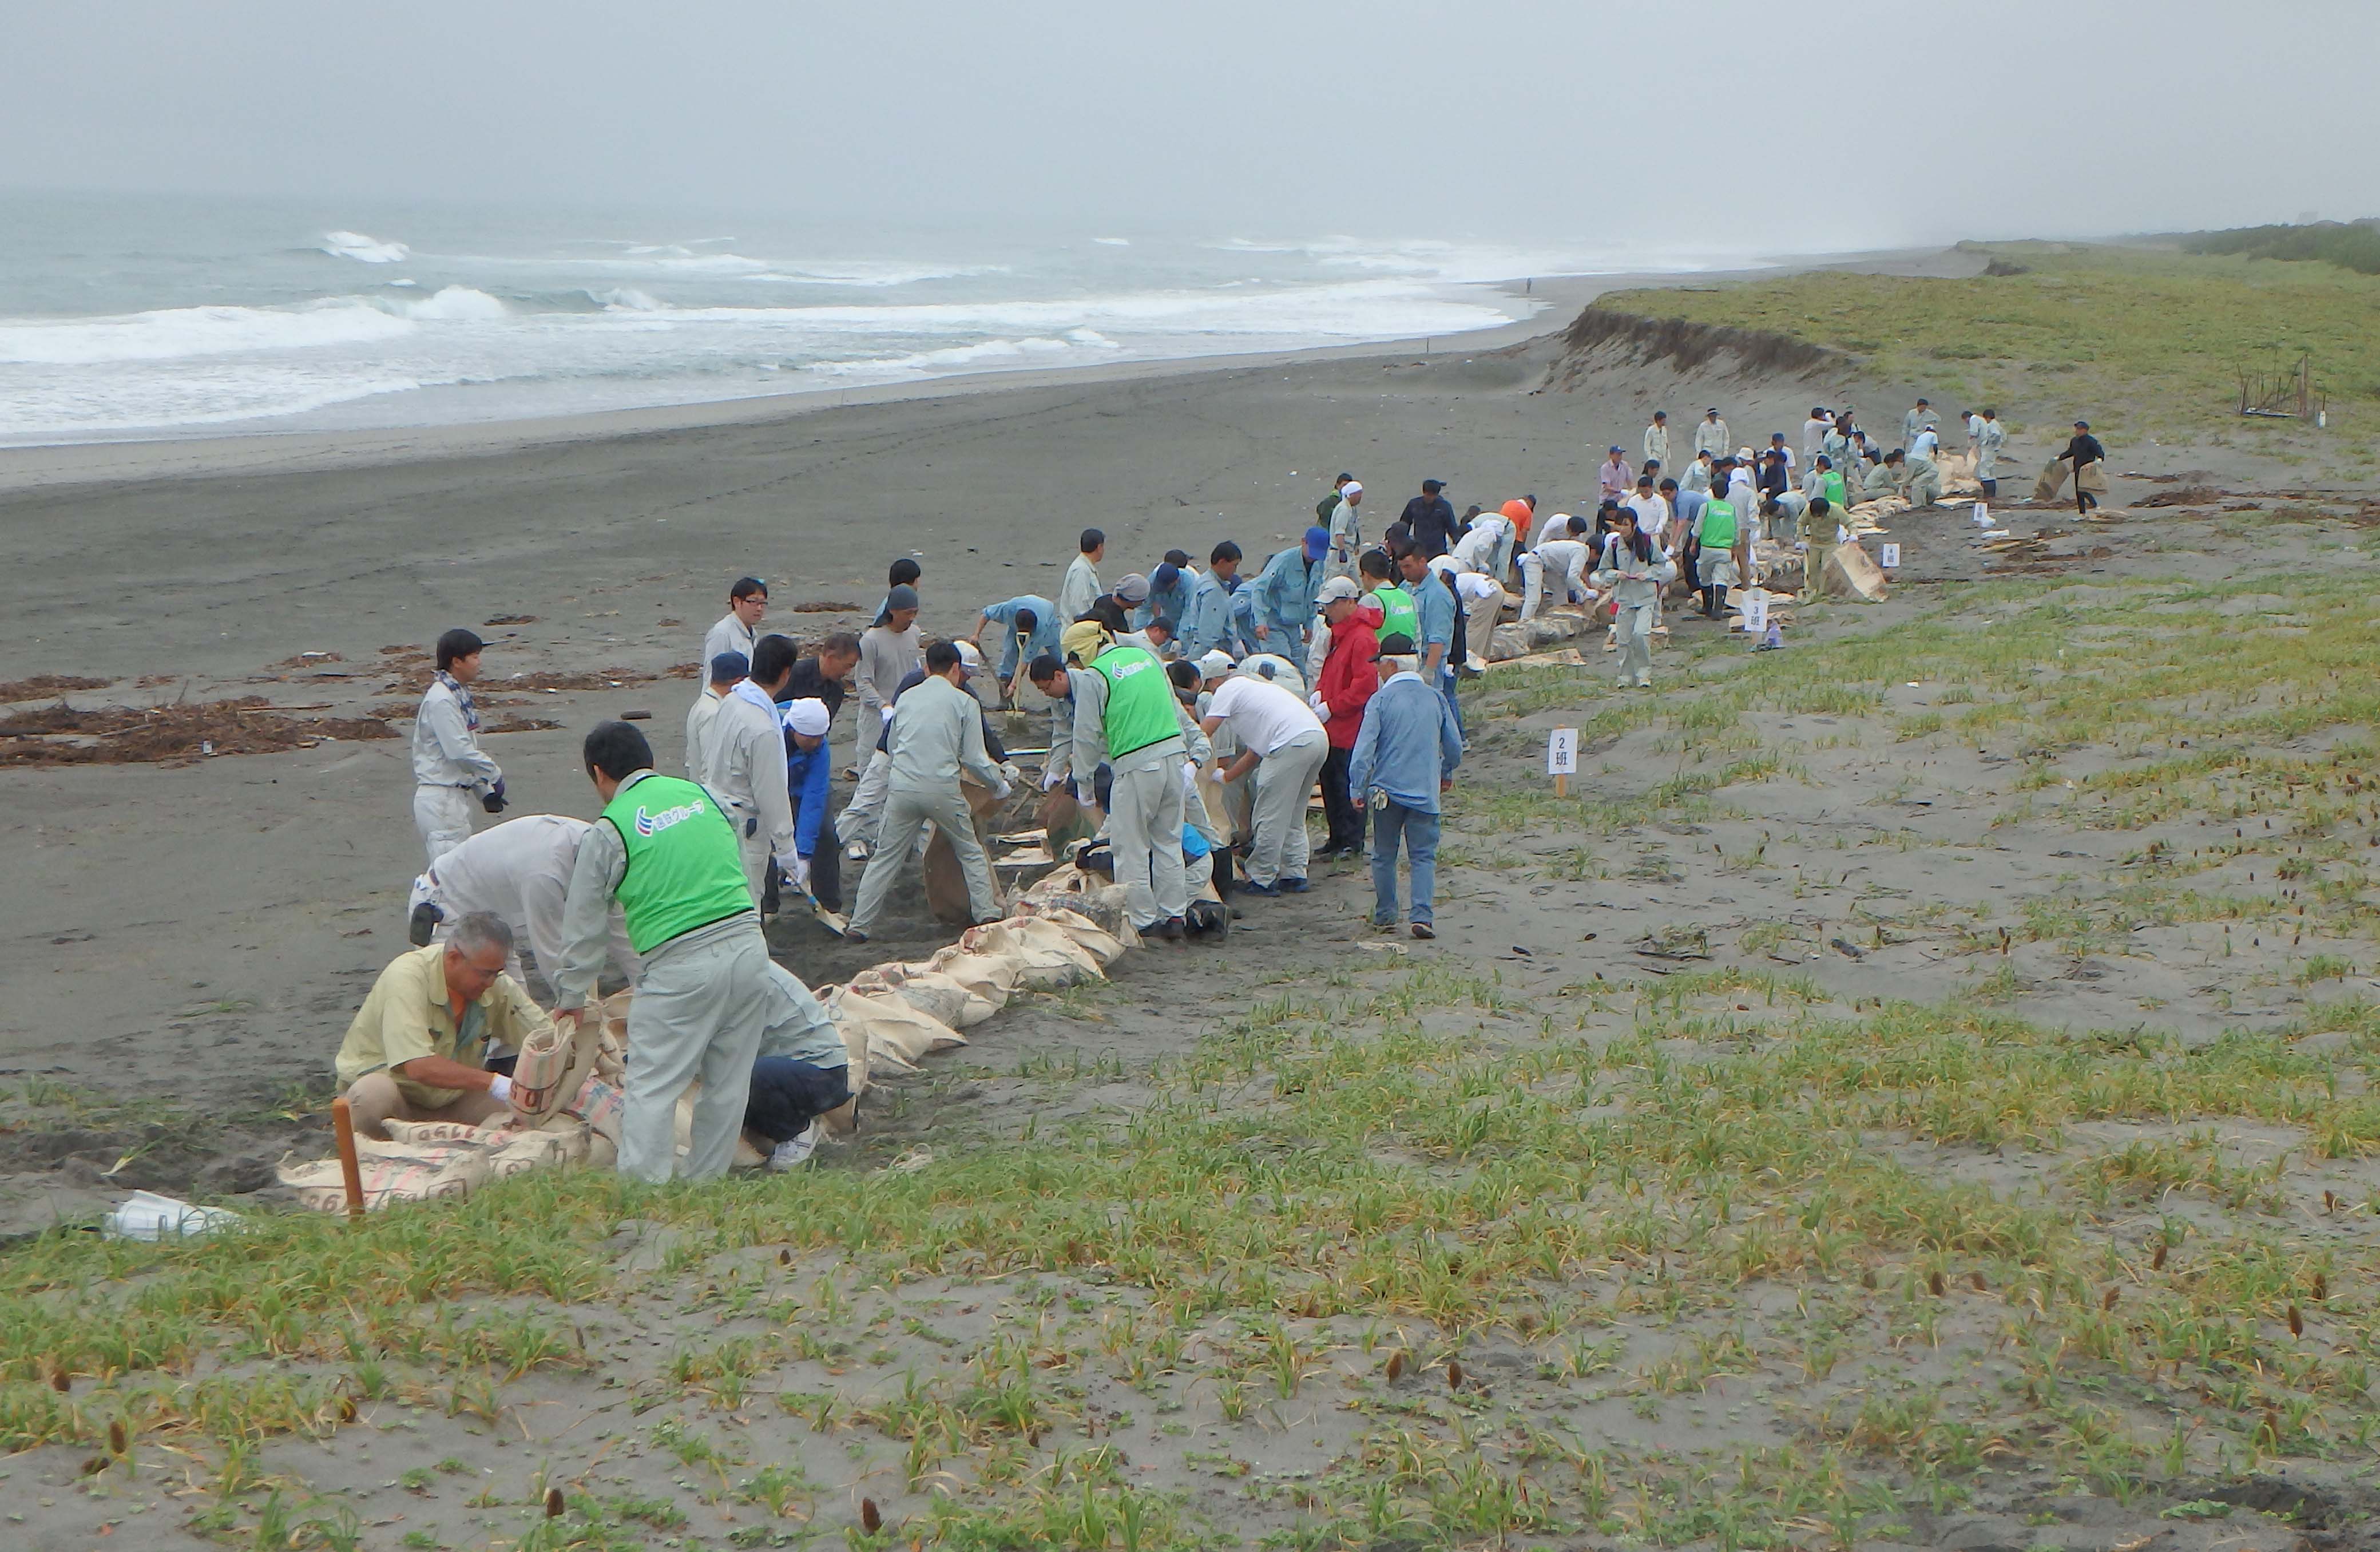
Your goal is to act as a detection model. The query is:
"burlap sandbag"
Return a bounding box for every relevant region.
[923,778,1006,925]
[485,1125,589,1181]
[2033,457,2072,501]
[917,939,1026,1003]
[851,964,1003,1028]
[1040,787,1100,856]
[1017,866,1138,940]
[827,985,967,1076]
[279,1135,491,1213]
[1936,449,1983,497]
[1820,543,1889,602]
[2076,461,2107,497]
[957,917,1105,990]
[508,1023,573,1117]
[1010,904,1129,967]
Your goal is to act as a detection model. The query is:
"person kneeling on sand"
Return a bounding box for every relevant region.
[335,913,548,1141]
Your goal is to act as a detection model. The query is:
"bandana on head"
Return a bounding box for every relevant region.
[1061,618,1112,667]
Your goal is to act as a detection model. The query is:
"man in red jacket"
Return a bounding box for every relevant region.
[1310,577,1385,861]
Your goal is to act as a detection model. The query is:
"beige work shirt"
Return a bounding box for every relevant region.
[334,943,552,1108]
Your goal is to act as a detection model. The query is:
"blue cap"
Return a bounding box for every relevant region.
[709,651,749,684]
[1302,525,1330,559]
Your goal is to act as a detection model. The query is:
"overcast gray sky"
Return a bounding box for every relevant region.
[7,0,2375,247]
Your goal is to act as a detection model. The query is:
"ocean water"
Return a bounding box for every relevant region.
[0,193,1766,445]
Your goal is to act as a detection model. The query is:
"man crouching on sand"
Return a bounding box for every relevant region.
[334,912,548,1140]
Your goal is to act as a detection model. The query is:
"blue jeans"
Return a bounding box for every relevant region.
[1369,800,1441,924]
[1437,666,1465,741]
[743,1058,853,1144]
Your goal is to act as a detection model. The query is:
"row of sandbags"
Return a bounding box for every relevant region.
[279,891,1136,1210]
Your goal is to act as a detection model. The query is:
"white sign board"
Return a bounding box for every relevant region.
[1880,543,1901,569]
[1972,501,1990,527]
[1741,590,1770,635]
[1546,727,1578,777]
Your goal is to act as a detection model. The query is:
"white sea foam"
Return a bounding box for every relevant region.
[388,286,509,322]
[808,327,1123,379]
[1093,237,1131,246]
[320,229,410,263]
[0,302,415,365]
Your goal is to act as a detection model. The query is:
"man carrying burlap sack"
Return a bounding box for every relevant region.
[334,913,549,1140]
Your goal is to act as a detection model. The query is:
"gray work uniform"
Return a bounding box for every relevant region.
[699,687,798,902]
[554,772,770,1184]
[411,679,501,866]
[852,624,922,774]
[1594,543,1679,686]
[848,675,1007,935]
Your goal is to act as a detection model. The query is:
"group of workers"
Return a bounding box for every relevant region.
[358,390,2083,1189]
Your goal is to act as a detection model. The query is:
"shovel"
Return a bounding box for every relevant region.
[804,887,850,937]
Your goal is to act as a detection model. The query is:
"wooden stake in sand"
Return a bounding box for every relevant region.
[331,1096,366,1224]
[1548,727,1578,799]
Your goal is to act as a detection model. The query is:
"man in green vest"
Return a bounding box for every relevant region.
[1359,549,1418,644]
[1691,478,1742,618]
[1060,634,1211,940]
[552,720,776,1183]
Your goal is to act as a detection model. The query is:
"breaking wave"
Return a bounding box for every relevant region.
[320,229,410,263]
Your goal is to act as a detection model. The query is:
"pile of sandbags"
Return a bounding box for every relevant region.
[1934,448,1984,498]
[281,888,1145,1207]
[278,1113,608,1213]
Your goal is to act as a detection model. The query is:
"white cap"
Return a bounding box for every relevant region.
[1340,480,1362,496]
[1315,576,1363,604]
[1197,650,1234,679]
[781,698,830,737]
[955,639,986,671]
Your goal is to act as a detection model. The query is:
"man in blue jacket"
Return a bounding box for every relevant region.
[778,698,837,912]
[1249,526,1330,655]
[1181,542,1250,661]
[1348,632,1463,939]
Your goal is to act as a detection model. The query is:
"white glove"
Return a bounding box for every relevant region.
[1308,692,1331,722]
[784,854,811,894]
[1041,765,1066,791]
[488,1074,514,1106]
[1208,767,1227,783]
[993,779,1014,800]
[997,761,1022,785]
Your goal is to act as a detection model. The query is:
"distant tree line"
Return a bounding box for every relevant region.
[2183,220,2380,276]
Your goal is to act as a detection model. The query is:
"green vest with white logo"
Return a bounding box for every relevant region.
[1820,472,1847,513]
[599,774,753,954]
[1701,497,1739,550]
[1088,645,1177,759]
[1368,584,1419,646]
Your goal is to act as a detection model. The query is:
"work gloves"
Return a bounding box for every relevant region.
[481,778,509,815]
